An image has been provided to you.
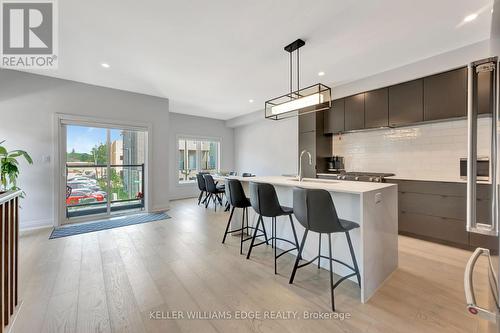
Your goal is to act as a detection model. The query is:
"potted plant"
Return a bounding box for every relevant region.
[0,140,33,195]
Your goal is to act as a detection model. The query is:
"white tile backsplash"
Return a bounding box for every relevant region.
[333,117,492,181]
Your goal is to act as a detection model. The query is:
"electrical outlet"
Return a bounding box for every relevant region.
[375,192,382,204]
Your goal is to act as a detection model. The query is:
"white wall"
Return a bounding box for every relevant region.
[233,115,298,177]
[168,112,234,200]
[332,40,492,100]
[0,69,170,229]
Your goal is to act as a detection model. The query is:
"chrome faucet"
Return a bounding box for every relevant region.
[298,150,313,182]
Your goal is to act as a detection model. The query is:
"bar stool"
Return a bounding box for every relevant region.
[222,179,268,254]
[246,182,300,274]
[289,187,361,311]
[203,174,225,211]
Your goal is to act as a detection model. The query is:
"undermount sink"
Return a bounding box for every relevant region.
[288,178,338,184]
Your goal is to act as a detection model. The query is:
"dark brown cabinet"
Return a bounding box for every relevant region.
[298,111,331,177]
[298,112,316,133]
[424,67,467,121]
[344,93,365,131]
[478,70,494,114]
[324,98,345,134]
[388,79,423,126]
[298,131,316,178]
[321,62,493,134]
[364,88,388,128]
[389,179,498,252]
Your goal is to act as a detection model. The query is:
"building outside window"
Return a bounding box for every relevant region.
[178,138,220,183]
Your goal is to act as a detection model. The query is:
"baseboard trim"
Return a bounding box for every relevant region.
[20,218,53,231]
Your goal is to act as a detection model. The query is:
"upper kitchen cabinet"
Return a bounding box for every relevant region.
[477,70,494,114]
[324,98,345,134]
[364,88,388,128]
[344,93,365,131]
[388,79,423,126]
[423,67,467,121]
[298,112,316,133]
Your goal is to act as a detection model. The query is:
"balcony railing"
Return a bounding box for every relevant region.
[66,164,145,218]
[0,190,21,332]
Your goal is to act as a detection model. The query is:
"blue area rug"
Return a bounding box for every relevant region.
[49,212,171,239]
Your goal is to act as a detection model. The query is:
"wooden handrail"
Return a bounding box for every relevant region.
[0,190,21,332]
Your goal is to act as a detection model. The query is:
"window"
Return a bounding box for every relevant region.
[178,138,220,183]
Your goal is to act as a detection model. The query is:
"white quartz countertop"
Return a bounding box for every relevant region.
[221,176,396,194]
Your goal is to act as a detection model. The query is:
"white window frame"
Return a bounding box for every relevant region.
[53,113,152,226]
[176,134,221,185]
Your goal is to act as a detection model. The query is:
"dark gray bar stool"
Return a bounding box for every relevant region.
[246,182,300,274]
[222,179,268,254]
[289,187,361,311]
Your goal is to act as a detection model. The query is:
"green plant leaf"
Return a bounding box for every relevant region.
[0,146,6,156]
[9,150,33,164]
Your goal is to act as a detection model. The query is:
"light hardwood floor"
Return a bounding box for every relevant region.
[12,198,494,333]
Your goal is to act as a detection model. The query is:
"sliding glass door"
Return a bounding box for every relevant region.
[64,124,146,221]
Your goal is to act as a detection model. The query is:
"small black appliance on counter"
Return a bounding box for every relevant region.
[326,156,344,173]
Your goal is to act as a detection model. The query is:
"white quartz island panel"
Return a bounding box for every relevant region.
[220,176,398,303]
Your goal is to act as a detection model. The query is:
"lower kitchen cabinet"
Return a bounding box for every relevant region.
[389,179,498,252]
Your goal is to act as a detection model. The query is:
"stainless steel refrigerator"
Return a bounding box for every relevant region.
[464,57,500,332]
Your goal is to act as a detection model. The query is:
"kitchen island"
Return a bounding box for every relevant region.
[221,176,398,303]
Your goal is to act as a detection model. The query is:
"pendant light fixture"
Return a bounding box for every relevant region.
[265,39,331,120]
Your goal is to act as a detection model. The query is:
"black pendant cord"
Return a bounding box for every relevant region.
[290,52,293,96]
[297,48,300,94]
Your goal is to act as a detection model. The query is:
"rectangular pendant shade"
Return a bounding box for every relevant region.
[265,83,332,120]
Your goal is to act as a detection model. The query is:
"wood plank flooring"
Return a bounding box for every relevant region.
[12,198,494,333]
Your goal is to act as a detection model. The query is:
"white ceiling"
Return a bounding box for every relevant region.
[28,0,494,119]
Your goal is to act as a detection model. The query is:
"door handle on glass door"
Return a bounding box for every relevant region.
[464,247,499,322]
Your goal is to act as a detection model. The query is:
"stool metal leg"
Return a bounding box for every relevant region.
[222,206,235,244]
[273,217,277,274]
[260,215,269,245]
[318,233,322,269]
[202,192,209,205]
[328,234,335,312]
[289,229,308,284]
[346,232,361,287]
[288,215,299,251]
[271,217,274,249]
[205,193,212,208]
[246,215,262,259]
[240,207,246,254]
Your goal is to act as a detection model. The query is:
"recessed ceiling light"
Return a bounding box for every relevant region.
[463,13,478,23]
[318,71,325,76]
[101,63,110,68]
[249,99,254,103]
